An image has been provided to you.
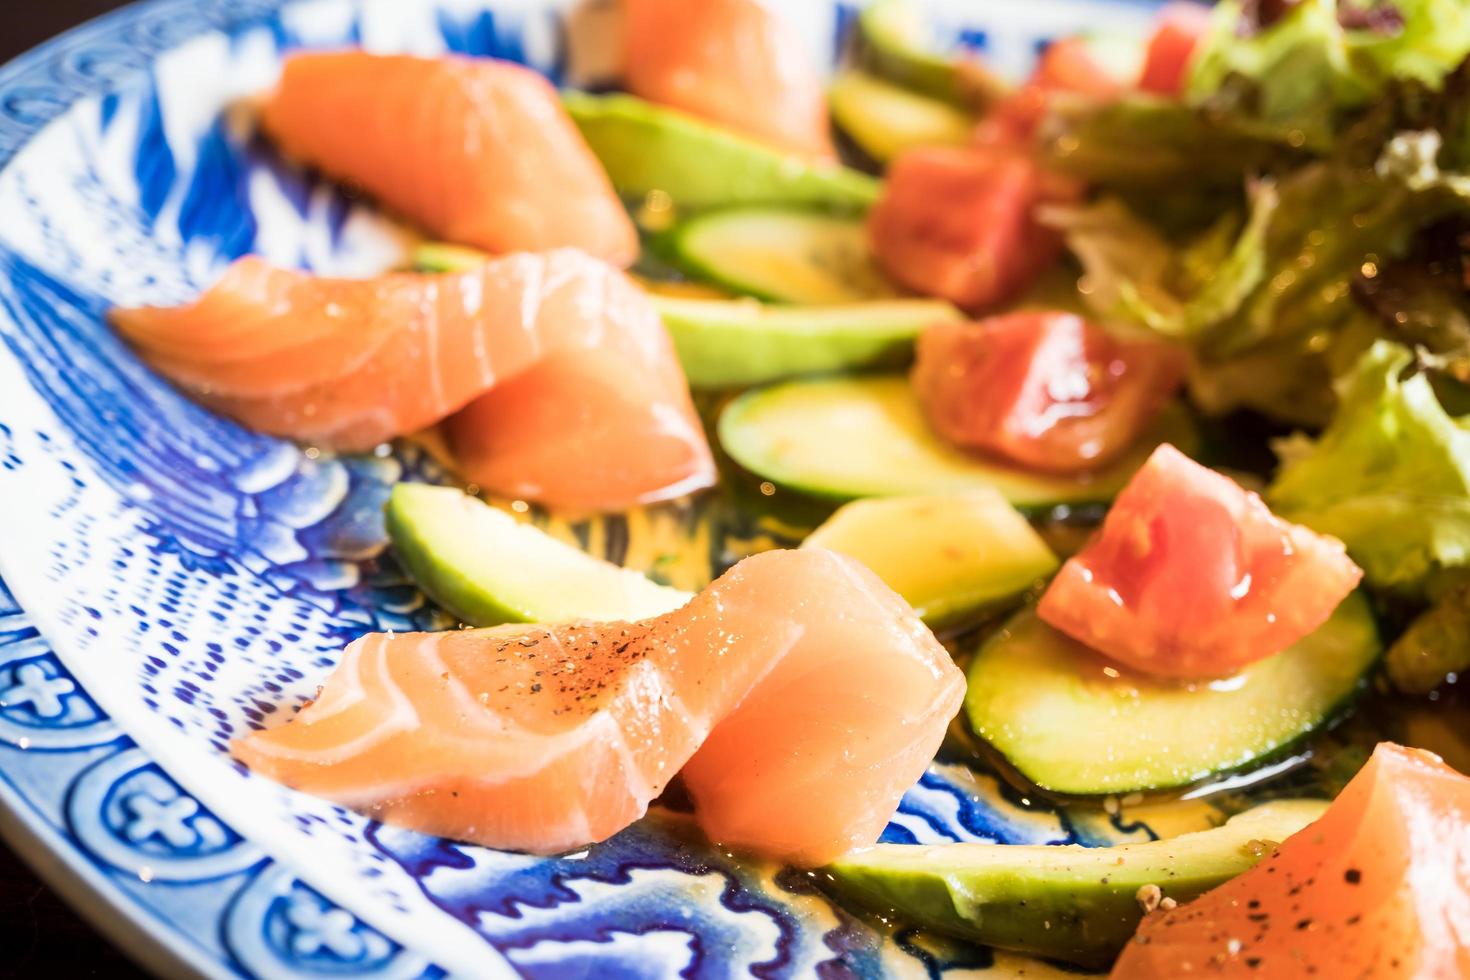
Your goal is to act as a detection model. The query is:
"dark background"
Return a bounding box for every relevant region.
[3,3,135,61]
[0,7,149,976]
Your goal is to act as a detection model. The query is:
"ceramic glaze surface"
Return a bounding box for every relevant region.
[0,1,1172,976]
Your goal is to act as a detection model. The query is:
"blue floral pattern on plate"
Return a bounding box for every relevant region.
[0,1,1178,976]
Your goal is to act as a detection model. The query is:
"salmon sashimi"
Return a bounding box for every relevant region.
[112,249,715,510]
[444,346,717,511]
[623,0,835,159]
[233,548,965,864]
[261,52,638,266]
[1113,742,1470,977]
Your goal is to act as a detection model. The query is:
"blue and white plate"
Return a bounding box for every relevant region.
[0,2,1193,976]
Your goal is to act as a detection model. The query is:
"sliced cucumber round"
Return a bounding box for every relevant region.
[387,484,690,626]
[655,295,959,389]
[665,207,894,304]
[826,799,1327,969]
[718,375,1198,509]
[829,71,973,163]
[803,491,1058,629]
[965,594,1381,797]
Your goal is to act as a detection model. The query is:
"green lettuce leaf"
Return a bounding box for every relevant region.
[1187,0,1470,148]
[1051,115,1470,356]
[1188,0,1362,149]
[1038,94,1304,189]
[1040,193,1274,340]
[1353,222,1470,382]
[1384,582,1470,693]
[1348,0,1470,92]
[1268,340,1470,591]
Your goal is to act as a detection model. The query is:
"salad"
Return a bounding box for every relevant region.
[102,0,1470,975]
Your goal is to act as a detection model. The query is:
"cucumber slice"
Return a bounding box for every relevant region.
[387,484,690,626]
[829,71,973,163]
[665,207,893,304]
[965,593,1381,796]
[718,375,1197,508]
[825,799,1328,969]
[803,491,1058,629]
[655,296,960,388]
[564,91,880,214]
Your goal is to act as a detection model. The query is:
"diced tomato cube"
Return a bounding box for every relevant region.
[976,37,1129,147]
[1138,3,1213,96]
[1038,444,1363,678]
[912,312,1184,473]
[1032,37,1130,99]
[868,146,1080,312]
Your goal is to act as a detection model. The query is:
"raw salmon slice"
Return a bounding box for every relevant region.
[624,0,835,159]
[112,249,715,510]
[261,52,638,266]
[445,346,718,511]
[1113,742,1470,977]
[233,549,965,864]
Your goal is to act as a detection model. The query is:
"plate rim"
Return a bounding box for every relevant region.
[0,2,288,975]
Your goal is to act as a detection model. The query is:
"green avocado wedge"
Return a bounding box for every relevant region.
[386,484,690,626]
[825,799,1328,970]
[410,242,492,274]
[829,70,973,162]
[563,91,880,213]
[965,594,1382,796]
[655,296,960,388]
[856,0,1008,107]
[802,491,1058,630]
[718,375,1199,509]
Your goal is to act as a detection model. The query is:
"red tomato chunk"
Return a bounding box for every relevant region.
[1038,444,1363,678]
[911,312,1184,474]
[975,37,1129,147]
[867,147,1080,312]
[1138,3,1213,97]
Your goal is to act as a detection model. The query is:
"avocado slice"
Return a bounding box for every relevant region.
[825,799,1328,969]
[386,484,690,626]
[829,70,973,163]
[655,296,959,388]
[411,242,492,274]
[855,0,1008,107]
[563,91,880,214]
[803,491,1057,629]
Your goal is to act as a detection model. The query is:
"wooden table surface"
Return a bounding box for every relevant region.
[0,7,151,977]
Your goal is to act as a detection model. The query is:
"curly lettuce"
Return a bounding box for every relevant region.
[1046,157,1418,362]
[1268,341,1470,592]
[1046,112,1470,423]
[1187,0,1470,147]
[1038,95,1304,189]
[1384,583,1470,692]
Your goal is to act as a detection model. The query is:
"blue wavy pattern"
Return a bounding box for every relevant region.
[0,0,1173,976]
